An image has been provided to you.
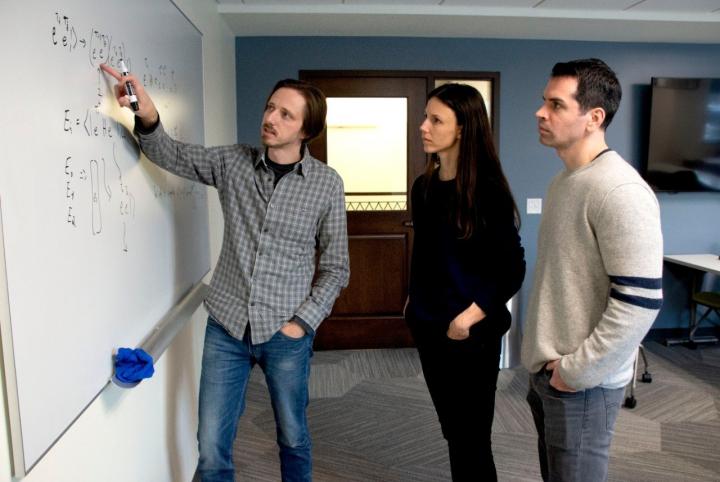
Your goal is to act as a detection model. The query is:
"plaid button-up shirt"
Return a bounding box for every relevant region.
[137,122,350,344]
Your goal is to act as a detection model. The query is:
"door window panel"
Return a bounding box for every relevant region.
[326,97,407,211]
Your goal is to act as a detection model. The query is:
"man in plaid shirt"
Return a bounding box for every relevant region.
[102,65,349,482]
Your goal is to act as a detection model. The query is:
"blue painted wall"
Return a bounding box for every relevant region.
[235,37,720,331]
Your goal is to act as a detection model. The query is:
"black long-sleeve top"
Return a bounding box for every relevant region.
[408,170,526,337]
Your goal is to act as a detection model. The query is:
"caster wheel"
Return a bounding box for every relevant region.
[641,372,652,383]
[624,396,637,409]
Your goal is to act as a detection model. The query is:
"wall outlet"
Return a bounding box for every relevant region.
[527,198,542,214]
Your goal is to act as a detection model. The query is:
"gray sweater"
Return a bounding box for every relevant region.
[521,151,663,390]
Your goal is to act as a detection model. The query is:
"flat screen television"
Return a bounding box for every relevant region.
[644,77,720,192]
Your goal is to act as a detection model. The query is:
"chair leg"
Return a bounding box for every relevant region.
[689,306,720,347]
[689,299,699,343]
[624,347,641,409]
[664,291,719,346]
[639,345,652,383]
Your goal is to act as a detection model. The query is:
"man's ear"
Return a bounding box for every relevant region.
[587,107,606,132]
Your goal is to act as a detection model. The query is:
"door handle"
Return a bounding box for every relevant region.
[402,220,413,227]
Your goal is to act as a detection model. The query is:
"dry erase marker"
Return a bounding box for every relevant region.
[119,60,139,111]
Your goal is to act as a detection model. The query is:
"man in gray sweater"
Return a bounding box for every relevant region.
[521,59,663,481]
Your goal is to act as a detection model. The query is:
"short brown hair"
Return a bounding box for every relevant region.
[267,79,327,143]
[551,58,622,129]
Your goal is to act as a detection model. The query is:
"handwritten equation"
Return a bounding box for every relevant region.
[51,12,125,69]
[63,144,136,251]
[51,10,202,252]
[52,12,178,92]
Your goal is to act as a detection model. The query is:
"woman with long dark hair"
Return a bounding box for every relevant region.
[406,83,525,481]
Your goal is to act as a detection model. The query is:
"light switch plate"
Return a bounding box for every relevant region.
[527,198,542,214]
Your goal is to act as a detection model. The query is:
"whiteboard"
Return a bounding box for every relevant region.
[0,0,208,475]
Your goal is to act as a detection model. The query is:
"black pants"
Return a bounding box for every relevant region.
[408,315,502,482]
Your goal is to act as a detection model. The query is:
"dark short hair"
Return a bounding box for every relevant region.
[551,58,622,129]
[267,79,327,143]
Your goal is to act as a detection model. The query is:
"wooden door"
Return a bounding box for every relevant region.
[300,72,428,349]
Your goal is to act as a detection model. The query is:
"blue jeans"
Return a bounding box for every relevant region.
[197,317,313,482]
[527,368,624,482]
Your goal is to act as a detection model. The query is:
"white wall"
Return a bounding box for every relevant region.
[0,0,235,480]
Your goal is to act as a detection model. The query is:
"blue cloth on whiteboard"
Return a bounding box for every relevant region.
[114,348,155,383]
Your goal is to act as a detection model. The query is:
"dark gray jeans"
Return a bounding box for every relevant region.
[527,368,625,482]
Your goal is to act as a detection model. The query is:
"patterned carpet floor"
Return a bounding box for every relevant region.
[223,341,720,481]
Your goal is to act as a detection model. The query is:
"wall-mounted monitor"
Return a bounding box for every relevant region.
[644,77,720,192]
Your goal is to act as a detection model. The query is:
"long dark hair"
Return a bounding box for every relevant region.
[423,83,519,239]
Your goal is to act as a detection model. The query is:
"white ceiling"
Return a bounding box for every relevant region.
[216,0,720,43]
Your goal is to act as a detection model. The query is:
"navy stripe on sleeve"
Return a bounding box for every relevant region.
[609,275,662,289]
[610,289,663,310]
